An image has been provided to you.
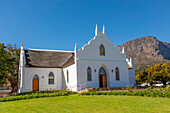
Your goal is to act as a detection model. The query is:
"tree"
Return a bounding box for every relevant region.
[0,43,20,93]
[135,69,148,84]
[0,43,8,86]
[136,62,170,86]
[152,63,170,85]
[6,44,20,92]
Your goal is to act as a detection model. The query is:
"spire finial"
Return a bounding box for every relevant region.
[95,24,99,36]
[130,57,134,68]
[102,25,106,35]
[122,46,126,54]
[74,43,78,51]
[21,40,23,47]
[21,40,24,49]
[74,43,78,60]
[117,47,120,51]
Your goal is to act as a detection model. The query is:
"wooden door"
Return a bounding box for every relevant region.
[33,80,39,91]
[99,75,103,88]
[102,75,107,87]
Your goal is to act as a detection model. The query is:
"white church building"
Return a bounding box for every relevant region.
[18,25,136,93]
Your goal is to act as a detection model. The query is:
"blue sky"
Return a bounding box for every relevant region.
[0,0,170,51]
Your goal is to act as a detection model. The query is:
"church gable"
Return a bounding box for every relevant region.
[77,25,126,61]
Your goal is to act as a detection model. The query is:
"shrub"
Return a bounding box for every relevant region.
[126,86,133,91]
[96,92,102,95]
[0,90,74,102]
[80,92,90,95]
[79,90,170,98]
[95,88,98,91]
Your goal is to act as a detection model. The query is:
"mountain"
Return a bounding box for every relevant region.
[118,36,170,73]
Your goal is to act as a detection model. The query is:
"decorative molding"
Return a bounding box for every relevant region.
[77,59,126,63]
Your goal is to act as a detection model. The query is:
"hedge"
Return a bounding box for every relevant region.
[0,92,69,102]
[79,90,170,98]
[16,89,76,96]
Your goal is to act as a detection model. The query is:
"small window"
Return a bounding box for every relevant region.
[87,67,92,81]
[33,75,39,80]
[100,44,105,56]
[99,67,106,75]
[49,72,54,84]
[67,70,69,83]
[115,67,120,80]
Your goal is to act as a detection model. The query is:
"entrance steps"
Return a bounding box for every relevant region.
[77,88,88,93]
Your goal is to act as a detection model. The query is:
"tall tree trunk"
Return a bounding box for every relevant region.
[11,84,18,93]
[7,75,18,93]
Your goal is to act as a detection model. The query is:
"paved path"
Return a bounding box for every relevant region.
[0,90,11,98]
[0,90,11,93]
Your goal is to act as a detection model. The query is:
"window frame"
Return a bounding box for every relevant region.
[115,67,120,81]
[33,75,39,80]
[48,72,54,84]
[99,67,106,75]
[67,70,69,83]
[87,67,92,81]
[100,44,105,56]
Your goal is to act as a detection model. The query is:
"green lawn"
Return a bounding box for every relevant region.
[0,95,170,113]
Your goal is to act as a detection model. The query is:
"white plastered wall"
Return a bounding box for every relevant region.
[77,61,130,88]
[19,67,63,92]
[76,32,130,89]
[128,68,136,86]
[63,64,77,91]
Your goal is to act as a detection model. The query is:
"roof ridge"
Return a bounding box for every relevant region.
[26,49,74,53]
[62,54,74,68]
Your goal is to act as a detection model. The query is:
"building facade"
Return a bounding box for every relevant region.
[18,25,136,93]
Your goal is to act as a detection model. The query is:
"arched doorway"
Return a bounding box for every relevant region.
[32,75,39,91]
[99,67,107,88]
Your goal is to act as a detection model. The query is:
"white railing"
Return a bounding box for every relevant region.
[77,83,87,91]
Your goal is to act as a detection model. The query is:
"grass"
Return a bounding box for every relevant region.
[0,94,170,113]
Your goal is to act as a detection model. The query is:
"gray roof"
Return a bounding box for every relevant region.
[25,50,74,68]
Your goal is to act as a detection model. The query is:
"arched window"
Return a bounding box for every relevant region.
[33,75,39,80]
[99,67,106,75]
[115,67,120,80]
[100,44,105,56]
[87,67,92,81]
[49,72,54,84]
[67,70,69,83]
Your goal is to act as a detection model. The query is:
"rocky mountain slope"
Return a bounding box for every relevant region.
[118,36,170,72]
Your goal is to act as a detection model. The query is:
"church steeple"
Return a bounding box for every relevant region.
[20,40,24,66]
[18,40,24,93]
[102,25,106,35]
[95,24,99,36]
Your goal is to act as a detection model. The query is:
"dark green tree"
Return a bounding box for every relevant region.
[6,44,20,92]
[0,43,8,86]
[0,43,20,92]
